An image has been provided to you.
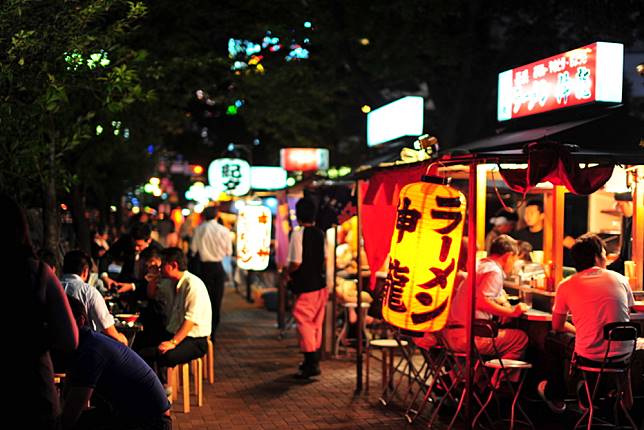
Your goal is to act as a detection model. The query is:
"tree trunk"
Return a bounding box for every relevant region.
[42,175,61,267]
[70,183,91,255]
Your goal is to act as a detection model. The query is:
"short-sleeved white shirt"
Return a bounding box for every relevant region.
[553,267,634,360]
[448,258,505,326]
[60,273,115,332]
[166,271,212,338]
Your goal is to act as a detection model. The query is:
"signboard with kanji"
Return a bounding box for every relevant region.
[208,158,251,197]
[497,42,623,121]
[237,204,272,271]
[382,180,466,333]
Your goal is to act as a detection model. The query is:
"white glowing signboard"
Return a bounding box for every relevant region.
[367,96,424,147]
[250,166,288,190]
[497,42,623,121]
[237,205,272,271]
[208,158,251,197]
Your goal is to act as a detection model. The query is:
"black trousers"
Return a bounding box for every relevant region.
[200,261,226,339]
[139,336,207,384]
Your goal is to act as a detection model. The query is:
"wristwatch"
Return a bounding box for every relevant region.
[170,338,178,345]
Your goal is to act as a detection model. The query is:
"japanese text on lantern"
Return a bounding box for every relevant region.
[382,182,466,333]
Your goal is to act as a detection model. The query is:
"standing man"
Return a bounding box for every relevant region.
[445,234,529,361]
[286,198,327,379]
[60,250,128,346]
[511,199,544,251]
[190,206,232,339]
[537,233,635,413]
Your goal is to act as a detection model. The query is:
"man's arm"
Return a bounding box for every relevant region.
[552,312,576,334]
[103,325,128,346]
[159,319,195,353]
[62,386,93,430]
[478,296,526,318]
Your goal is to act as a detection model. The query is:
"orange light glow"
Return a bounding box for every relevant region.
[192,165,204,175]
[382,180,466,333]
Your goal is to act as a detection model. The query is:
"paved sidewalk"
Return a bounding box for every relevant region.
[172,288,410,430]
[171,288,644,430]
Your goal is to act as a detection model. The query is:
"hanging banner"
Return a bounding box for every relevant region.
[237,204,272,271]
[208,158,251,197]
[382,179,466,333]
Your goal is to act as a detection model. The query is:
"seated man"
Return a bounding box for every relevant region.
[62,296,171,430]
[538,233,635,413]
[60,250,128,346]
[139,247,212,386]
[444,235,529,361]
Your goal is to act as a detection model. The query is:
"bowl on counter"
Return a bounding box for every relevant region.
[115,313,139,323]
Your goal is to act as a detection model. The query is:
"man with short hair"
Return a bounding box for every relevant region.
[511,199,544,251]
[103,222,162,295]
[286,198,327,379]
[190,206,232,339]
[140,248,212,385]
[60,250,128,346]
[445,234,529,360]
[62,296,171,430]
[538,233,635,413]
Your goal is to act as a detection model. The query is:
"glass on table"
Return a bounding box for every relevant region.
[519,286,533,309]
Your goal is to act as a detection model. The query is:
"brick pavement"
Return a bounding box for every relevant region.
[170,288,643,430]
[171,288,414,430]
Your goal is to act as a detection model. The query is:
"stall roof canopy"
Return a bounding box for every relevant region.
[442,111,644,164]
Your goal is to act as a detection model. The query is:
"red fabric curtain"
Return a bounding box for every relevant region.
[499,141,614,196]
[361,164,428,290]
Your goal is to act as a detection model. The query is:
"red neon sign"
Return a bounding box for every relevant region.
[497,42,623,121]
[280,148,329,171]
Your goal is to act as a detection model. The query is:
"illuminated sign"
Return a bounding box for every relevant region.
[382,180,466,333]
[497,42,623,121]
[208,158,251,197]
[250,166,288,190]
[237,204,272,271]
[280,148,329,171]
[367,96,424,147]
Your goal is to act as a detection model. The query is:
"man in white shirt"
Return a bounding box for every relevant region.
[60,250,128,346]
[140,247,212,385]
[191,206,232,339]
[445,235,529,361]
[538,233,635,413]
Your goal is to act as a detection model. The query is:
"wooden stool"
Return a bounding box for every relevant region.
[203,338,215,385]
[167,357,204,413]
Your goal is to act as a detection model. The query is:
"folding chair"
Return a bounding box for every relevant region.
[471,319,534,430]
[573,321,640,430]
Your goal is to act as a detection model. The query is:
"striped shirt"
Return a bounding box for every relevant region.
[191,220,232,262]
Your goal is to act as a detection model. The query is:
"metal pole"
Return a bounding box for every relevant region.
[331,224,338,356]
[355,179,364,393]
[465,161,479,427]
[246,269,253,303]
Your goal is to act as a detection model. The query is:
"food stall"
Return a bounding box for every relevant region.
[353,41,643,426]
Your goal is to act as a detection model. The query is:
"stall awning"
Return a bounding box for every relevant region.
[443,111,643,164]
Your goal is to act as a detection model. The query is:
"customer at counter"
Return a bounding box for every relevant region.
[537,233,635,413]
[444,235,529,362]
